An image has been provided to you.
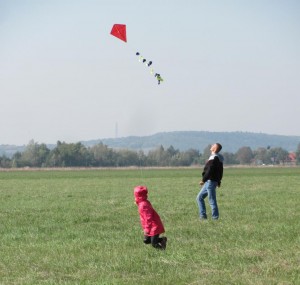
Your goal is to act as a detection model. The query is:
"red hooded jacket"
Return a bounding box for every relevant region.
[134,186,165,236]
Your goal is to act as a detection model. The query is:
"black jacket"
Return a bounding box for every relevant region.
[202,154,224,186]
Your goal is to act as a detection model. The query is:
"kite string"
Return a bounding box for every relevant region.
[138,151,144,182]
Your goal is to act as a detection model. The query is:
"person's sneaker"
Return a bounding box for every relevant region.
[160,237,167,250]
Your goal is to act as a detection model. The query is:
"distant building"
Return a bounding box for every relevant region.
[288,152,296,165]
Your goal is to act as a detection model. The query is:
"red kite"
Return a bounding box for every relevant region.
[110,24,127,42]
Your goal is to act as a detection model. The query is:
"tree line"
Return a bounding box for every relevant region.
[0,140,300,168]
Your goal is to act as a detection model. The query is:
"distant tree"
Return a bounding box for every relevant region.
[147,145,169,166]
[48,141,89,167]
[137,150,147,167]
[235,146,253,164]
[89,143,115,166]
[6,137,296,168]
[182,148,201,165]
[115,149,140,166]
[296,143,300,165]
[222,152,236,165]
[0,155,11,168]
[199,144,211,164]
[267,147,289,165]
[253,147,269,165]
[166,145,179,157]
[16,140,50,167]
[166,146,182,166]
[11,152,22,167]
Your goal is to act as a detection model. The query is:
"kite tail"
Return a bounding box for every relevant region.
[136,52,163,84]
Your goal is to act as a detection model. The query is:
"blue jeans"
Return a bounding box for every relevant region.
[196,180,219,219]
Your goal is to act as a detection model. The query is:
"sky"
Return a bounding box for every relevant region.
[1,0,300,145]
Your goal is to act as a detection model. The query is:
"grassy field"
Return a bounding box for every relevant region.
[0,167,299,285]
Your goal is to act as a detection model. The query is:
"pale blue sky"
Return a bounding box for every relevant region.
[1,0,299,145]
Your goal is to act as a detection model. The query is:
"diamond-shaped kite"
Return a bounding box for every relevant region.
[110,24,127,42]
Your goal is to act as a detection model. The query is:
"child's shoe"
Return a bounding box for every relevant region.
[160,237,167,250]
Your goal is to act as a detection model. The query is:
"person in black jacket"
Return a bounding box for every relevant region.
[196,143,224,220]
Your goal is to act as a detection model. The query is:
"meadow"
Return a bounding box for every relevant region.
[0,167,299,285]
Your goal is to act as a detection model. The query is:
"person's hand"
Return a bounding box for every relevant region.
[199,181,204,186]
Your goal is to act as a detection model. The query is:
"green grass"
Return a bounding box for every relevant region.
[0,168,299,284]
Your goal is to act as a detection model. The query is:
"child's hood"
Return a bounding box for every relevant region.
[134,185,148,204]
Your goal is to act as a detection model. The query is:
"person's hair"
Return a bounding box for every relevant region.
[215,143,222,153]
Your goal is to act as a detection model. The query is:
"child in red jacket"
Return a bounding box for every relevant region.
[134,185,167,250]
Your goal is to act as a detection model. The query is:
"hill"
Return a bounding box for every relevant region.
[82,131,300,153]
[0,144,27,158]
[1,131,300,158]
